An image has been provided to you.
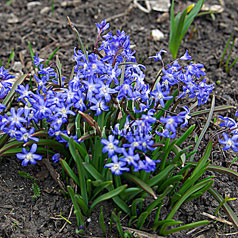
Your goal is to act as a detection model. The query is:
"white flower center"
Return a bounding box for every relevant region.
[26,153,33,161]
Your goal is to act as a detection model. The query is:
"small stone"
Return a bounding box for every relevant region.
[40,6,51,14]
[7,13,20,24]
[12,62,23,72]
[201,4,224,14]
[27,1,41,10]
[156,12,169,23]
[151,29,164,41]
[61,0,81,7]
[149,0,170,12]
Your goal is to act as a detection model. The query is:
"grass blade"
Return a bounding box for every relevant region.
[209,188,238,228]
[165,220,210,235]
[2,74,28,108]
[190,95,215,161]
[219,34,233,68]
[6,48,15,69]
[123,173,157,199]
[89,185,127,212]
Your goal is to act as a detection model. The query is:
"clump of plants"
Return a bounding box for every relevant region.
[1,18,238,237]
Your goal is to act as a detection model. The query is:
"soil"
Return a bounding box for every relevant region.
[0,0,238,237]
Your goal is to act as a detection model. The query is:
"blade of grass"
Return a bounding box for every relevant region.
[209,187,238,228]
[219,34,233,68]
[6,48,15,69]
[190,95,215,161]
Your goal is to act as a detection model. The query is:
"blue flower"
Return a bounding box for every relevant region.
[16,143,42,166]
[8,107,27,128]
[219,133,238,152]
[52,153,60,163]
[151,83,173,108]
[155,128,176,138]
[0,66,15,80]
[33,55,44,67]
[101,135,122,157]
[31,95,52,119]
[96,19,109,34]
[54,103,75,118]
[149,49,167,62]
[90,98,109,116]
[180,50,192,61]
[218,116,236,128]
[16,127,39,143]
[105,155,130,175]
[15,84,32,102]
[160,115,183,133]
[143,156,159,172]
[0,103,6,113]
[178,106,191,127]
[120,148,140,168]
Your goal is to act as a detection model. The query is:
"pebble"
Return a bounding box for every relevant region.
[7,13,20,24]
[27,1,41,10]
[156,12,169,23]
[12,61,23,72]
[149,0,170,12]
[151,29,165,41]
[40,6,51,15]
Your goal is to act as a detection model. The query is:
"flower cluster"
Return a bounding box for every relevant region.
[218,116,238,152]
[0,19,215,170]
[0,66,15,99]
[102,109,159,175]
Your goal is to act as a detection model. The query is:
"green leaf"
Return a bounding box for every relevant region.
[56,55,62,87]
[226,36,235,72]
[165,220,210,235]
[158,175,183,193]
[75,113,82,139]
[148,164,175,187]
[0,140,24,156]
[44,47,59,67]
[120,187,141,201]
[123,173,157,199]
[91,181,113,200]
[209,188,238,228]
[28,41,35,65]
[111,211,124,238]
[67,186,84,227]
[75,194,89,217]
[137,185,173,229]
[219,34,233,67]
[137,212,149,230]
[131,198,144,217]
[175,125,195,147]
[190,95,215,161]
[2,74,28,108]
[160,179,212,234]
[171,144,191,167]
[32,183,40,199]
[67,17,89,62]
[182,0,204,36]
[18,171,36,181]
[89,185,127,212]
[99,206,106,234]
[187,162,238,180]
[83,162,105,181]
[6,48,15,69]
[190,105,235,117]
[153,219,179,231]
[68,137,88,205]
[60,133,88,159]
[173,141,212,201]
[60,159,80,186]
